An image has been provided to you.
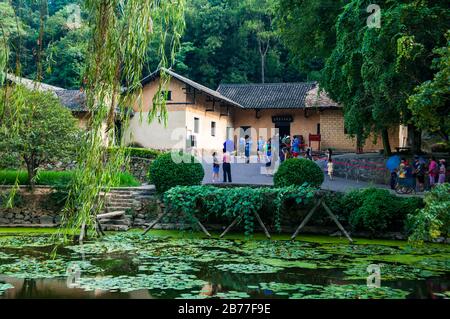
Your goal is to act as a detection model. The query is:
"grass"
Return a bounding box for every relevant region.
[0,170,140,187]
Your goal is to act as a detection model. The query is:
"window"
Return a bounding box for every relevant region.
[194,117,200,134]
[211,122,216,137]
[163,90,172,101]
[317,123,321,135]
[190,135,197,147]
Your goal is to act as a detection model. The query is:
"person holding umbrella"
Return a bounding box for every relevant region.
[386,155,401,190]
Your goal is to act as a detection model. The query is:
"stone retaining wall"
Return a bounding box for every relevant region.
[0,187,61,226]
[128,157,153,183]
[330,153,450,185]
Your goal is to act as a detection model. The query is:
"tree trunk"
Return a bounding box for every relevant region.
[261,53,265,84]
[381,128,392,157]
[24,156,38,191]
[409,125,422,154]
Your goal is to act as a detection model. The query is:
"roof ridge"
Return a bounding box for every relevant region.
[218,82,317,87]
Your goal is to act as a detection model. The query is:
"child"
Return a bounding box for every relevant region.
[390,169,398,190]
[212,152,220,183]
[438,159,447,184]
[327,159,334,180]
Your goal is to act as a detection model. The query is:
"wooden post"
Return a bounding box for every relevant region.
[143,211,169,235]
[291,199,322,240]
[321,201,353,243]
[254,212,271,239]
[220,216,241,238]
[197,220,212,237]
[95,218,105,237]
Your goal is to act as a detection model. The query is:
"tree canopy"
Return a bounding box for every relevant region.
[319,0,449,153]
[0,85,80,188]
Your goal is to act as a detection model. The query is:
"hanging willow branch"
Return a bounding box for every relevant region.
[57,0,186,243]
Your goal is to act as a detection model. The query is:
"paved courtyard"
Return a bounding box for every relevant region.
[201,155,391,194]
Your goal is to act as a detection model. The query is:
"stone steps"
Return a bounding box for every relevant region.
[99,187,156,231]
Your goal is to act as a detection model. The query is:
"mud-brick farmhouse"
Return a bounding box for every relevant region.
[125,69,403,154]
[7,71,405,154]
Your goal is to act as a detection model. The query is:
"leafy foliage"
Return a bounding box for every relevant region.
[408,33,450,141]
[408,183,450,243]
[274,158,324,188]
[276,0,345,81]
[321,0,449,153]
[342,188,423,234]
[164,184,316,235]
[149,152,205,193]
[0,86,81,188]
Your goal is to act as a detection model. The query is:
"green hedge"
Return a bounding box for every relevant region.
[162,185,424,236]
[149,152,205,193]
[274,158,324,188]
[164,185,317,235]
[108,147,162,159]
[0,170,140,187]
[407,183,450,243]
[340,188,424,234]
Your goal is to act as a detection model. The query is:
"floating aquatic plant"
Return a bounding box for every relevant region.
[77,273,207,293]
[255,282,323,295]
[215,263,282,274]
[0,252,15,260]
[138,260,199,274]
[0,236,58,249]
[0,283,14,295]
[292,284,411,299]
[343,263,439,281]
[0,257,103,279]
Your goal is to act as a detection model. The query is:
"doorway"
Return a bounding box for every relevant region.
[275,122,291,140]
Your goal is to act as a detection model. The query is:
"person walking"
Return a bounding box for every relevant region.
[292,136,300,158]
[222,149,232,183]
[413,156,425,192]
[428,156,438,188]
[305,148,313,161]
[257,136,265,163]
[212,152,220,183]
[438,159,447,184]
[265,138,272,167]
[327,159,334,181]
[244,135,252,164]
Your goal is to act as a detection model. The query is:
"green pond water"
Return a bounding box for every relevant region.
[0,229,449,299]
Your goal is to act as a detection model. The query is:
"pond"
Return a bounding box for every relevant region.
[0,229,449,299]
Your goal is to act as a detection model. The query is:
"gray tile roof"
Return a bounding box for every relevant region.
[6,74,88,112]
[54,90,87,112]
[141,68,243,108]
[217,83,340,109]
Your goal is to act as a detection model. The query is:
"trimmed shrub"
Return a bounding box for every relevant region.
[149,152,205,193]
[274,158,324,188]
[342,188,424,234]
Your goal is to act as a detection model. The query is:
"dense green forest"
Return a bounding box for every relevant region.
[1,0,304,89]
[1,0,449,150]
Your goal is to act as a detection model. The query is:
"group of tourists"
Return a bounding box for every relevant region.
[212,135,335,183]
[391,155,447,192]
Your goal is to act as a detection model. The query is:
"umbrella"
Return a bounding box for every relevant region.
[386,155,401,172]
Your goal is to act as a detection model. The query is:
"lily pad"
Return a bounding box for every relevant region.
[215,263,282,274]
[0,283,14,295]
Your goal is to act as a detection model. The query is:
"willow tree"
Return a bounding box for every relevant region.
[59,0,185,241]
